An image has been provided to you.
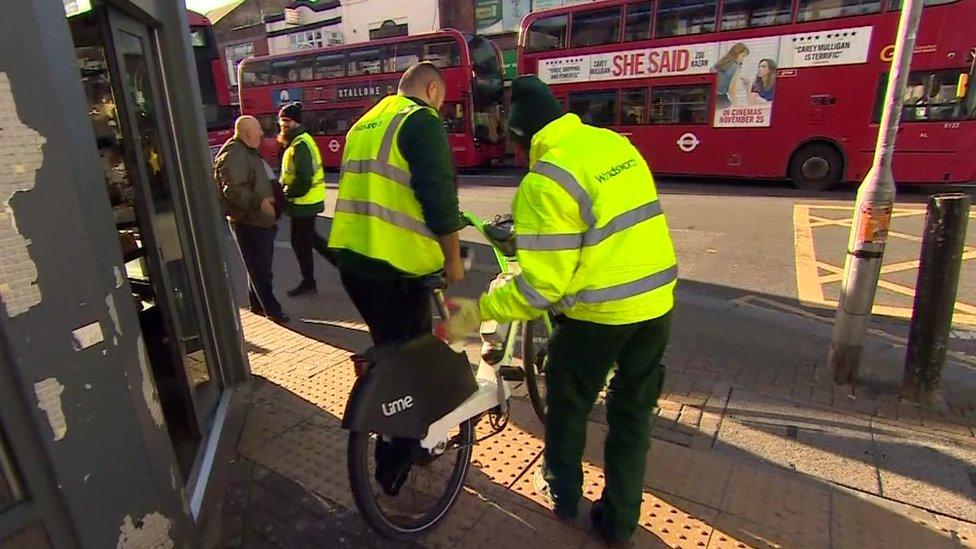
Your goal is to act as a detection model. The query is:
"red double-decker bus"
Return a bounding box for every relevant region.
[187,11,237,159]
[518,0,976,189]
[238,30,506,170]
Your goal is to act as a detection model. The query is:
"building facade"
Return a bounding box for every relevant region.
[210,0,292,96]
[265,0,344,55]
[0,0,250,546]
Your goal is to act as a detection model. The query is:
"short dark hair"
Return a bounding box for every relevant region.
[398,62,444,94]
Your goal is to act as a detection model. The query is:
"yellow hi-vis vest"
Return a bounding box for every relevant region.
[280,132,326,205]
[328,95,444,275]
[479,113,677,325]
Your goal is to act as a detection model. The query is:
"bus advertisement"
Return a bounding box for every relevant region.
[238,30,506,170]
[518,0,976,189]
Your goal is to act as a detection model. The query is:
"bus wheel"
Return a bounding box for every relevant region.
[789,143,842,191]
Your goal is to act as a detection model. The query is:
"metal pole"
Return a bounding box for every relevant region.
[902,194,971,404]
[829,0,925,384]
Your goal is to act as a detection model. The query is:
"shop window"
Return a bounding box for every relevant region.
[347,48,384,76]
[624,2,654,42]
[389,42,421,73]
[650,85,711,124]
[423,39,461,68]
[525,14,568,53]
[621,88,648,125]
[655,0,717,37]
[314,53,346,79]
[569,90,618,127]
[721,0,792,29]
[797,0,881,21]
[874,69,976,122]
[571,7,622,48]
[309,107,365,135]
[225,42,253,87]
[240,60,269,87]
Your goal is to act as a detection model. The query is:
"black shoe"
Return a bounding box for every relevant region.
[267,312,290,324]
[590,500,632,547]
[286,281,317,297]
[375,439,413,497]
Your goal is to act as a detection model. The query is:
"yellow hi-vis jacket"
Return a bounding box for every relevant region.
[328,94,444,275]
[280,132,326,205]
[479,113,677,325]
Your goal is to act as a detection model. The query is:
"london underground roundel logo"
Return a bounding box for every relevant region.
[677,133,700,152]
[328,139,340,153]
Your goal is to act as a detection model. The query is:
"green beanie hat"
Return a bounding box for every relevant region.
[507,75,563,146]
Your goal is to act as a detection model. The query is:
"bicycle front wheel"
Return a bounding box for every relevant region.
[347,420,474,540]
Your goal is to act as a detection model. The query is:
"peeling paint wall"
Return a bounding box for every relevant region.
[136,335,165,428]
[0,72,44,317]
[33,378,67,441]
[117,512,174,549]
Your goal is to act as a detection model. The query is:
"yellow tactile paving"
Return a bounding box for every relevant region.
[793,204,976,325]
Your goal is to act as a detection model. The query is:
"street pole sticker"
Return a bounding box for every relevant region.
[855,203,892,245]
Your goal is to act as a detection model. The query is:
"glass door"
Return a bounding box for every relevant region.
[101,11,222,460]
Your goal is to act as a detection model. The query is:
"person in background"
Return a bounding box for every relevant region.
[214,115,289,323]
[277,102,332,296]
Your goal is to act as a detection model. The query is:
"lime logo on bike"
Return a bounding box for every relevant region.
[381,395,414,417]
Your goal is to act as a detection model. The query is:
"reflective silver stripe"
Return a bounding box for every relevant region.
[335,199,434,239]
[342,159,411,186]
[583,201,663,246]
[558,265,678,310]
[515,276,553,309]
[377,106,421,164]
[516,233,584,251]
[532,161,596,227]
[515,201,663,252]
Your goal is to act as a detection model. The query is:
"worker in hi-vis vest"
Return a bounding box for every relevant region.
[442,75,677,545]
[327,62,465,496]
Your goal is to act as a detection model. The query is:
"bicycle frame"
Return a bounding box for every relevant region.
[420,212,552,452]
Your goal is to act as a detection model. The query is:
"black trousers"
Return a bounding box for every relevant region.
[339,270,432,345]
[290,215,331,284]
[232,222,283,317]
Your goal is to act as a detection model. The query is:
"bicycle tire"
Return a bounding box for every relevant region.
[347,420,474,540]
[522,319,549,424]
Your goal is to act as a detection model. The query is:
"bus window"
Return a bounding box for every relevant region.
[441,101,466,134]
[241,60,269,87]
[655,0,717,37]
[525,14,569,53]
[797,0,881,21]
[423,39,461,68]
[314,53,346,79]
[348,48,384,76]
[389,41,421,72]
[621,88,648,125]
[309,107,365,135]
[570,7,622,48]
[721,0,792,30]
[569,90,618,127]
[887,0,957,8]
[298,55,315,81]
[624,2,653,42]
[650,85,711,124]
[271,59,298,84]
[874,69,976,122]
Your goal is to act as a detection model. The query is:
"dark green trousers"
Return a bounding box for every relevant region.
[543,313,670,541]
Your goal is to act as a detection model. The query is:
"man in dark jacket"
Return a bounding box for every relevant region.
[277,102,331,297]
[214,115,289,323]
